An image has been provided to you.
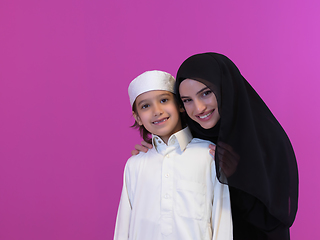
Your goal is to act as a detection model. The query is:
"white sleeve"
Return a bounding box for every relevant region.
[211,163,233,240]
[113,164,132,240]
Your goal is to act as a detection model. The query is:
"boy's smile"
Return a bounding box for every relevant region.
[133,90,183,144]
[152,117,169,125]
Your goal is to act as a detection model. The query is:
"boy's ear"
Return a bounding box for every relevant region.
[133,111,143,125]
[179,106,185,113]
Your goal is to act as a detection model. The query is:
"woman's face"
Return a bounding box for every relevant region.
[179,79,220,129]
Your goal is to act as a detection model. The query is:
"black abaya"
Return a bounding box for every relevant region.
[175,52,298,239]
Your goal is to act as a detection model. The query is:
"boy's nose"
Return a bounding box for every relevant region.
[153,104,163,116]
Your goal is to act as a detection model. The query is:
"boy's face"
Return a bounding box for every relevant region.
[133,90,183,144]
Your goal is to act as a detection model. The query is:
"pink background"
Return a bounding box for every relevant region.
[0,0,319,239]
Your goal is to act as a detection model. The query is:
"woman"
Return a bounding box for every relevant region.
[133,53,298,239]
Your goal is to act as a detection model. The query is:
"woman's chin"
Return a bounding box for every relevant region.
[198,118,220,129]
[200,122,215,129]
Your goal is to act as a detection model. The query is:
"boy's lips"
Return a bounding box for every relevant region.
[152,117,169,125]
[196,109,214,120]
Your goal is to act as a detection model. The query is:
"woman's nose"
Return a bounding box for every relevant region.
[194,99,206,113]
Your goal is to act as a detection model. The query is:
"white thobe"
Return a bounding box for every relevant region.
[114,127,233,240]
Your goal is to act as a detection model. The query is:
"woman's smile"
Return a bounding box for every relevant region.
[179,79,220,129]
[196,109,215,120]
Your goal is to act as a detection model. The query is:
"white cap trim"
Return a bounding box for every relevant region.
[128,70,175,107]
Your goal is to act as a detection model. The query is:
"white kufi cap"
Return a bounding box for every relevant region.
[128,70,176,107]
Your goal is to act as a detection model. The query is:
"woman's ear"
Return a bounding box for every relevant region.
[179,106,185,113]
[133,111,143,125]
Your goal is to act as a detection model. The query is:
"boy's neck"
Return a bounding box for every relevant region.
[157,127,183,145]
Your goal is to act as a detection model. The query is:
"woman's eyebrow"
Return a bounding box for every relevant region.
[181,87,210,99]
[196,87,210,95]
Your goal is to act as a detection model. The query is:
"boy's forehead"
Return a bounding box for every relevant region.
[136,90,174,102]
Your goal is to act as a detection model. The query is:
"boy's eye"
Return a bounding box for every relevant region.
[160,98,168,103]
[141,104,150,109]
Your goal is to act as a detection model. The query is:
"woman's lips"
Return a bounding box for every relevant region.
[196,110,214,121]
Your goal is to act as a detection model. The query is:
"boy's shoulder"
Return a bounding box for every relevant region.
[183,138,215,156]
[183,138,215,162]
[126,147,158,165]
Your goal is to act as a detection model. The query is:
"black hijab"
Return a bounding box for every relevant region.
[175,52,298,227]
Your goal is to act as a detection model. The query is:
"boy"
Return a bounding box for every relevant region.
[114,70,232,240]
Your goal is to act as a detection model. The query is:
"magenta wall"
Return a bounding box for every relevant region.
[0,0,319,239]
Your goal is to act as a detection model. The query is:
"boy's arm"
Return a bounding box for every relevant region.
[211,162,233,240]
[114,165,132,240]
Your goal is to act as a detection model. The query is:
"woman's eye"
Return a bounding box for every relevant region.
[202,90,212,97]
[182,98,192,103]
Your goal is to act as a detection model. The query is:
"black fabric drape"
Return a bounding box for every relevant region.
[175,53,298,239]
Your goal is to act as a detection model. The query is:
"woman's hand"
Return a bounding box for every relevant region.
[131,141,153,155]
[209,144,216,156]
[216,142,240,178]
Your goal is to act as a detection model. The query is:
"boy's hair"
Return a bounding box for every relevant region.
[131,102,152,143]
